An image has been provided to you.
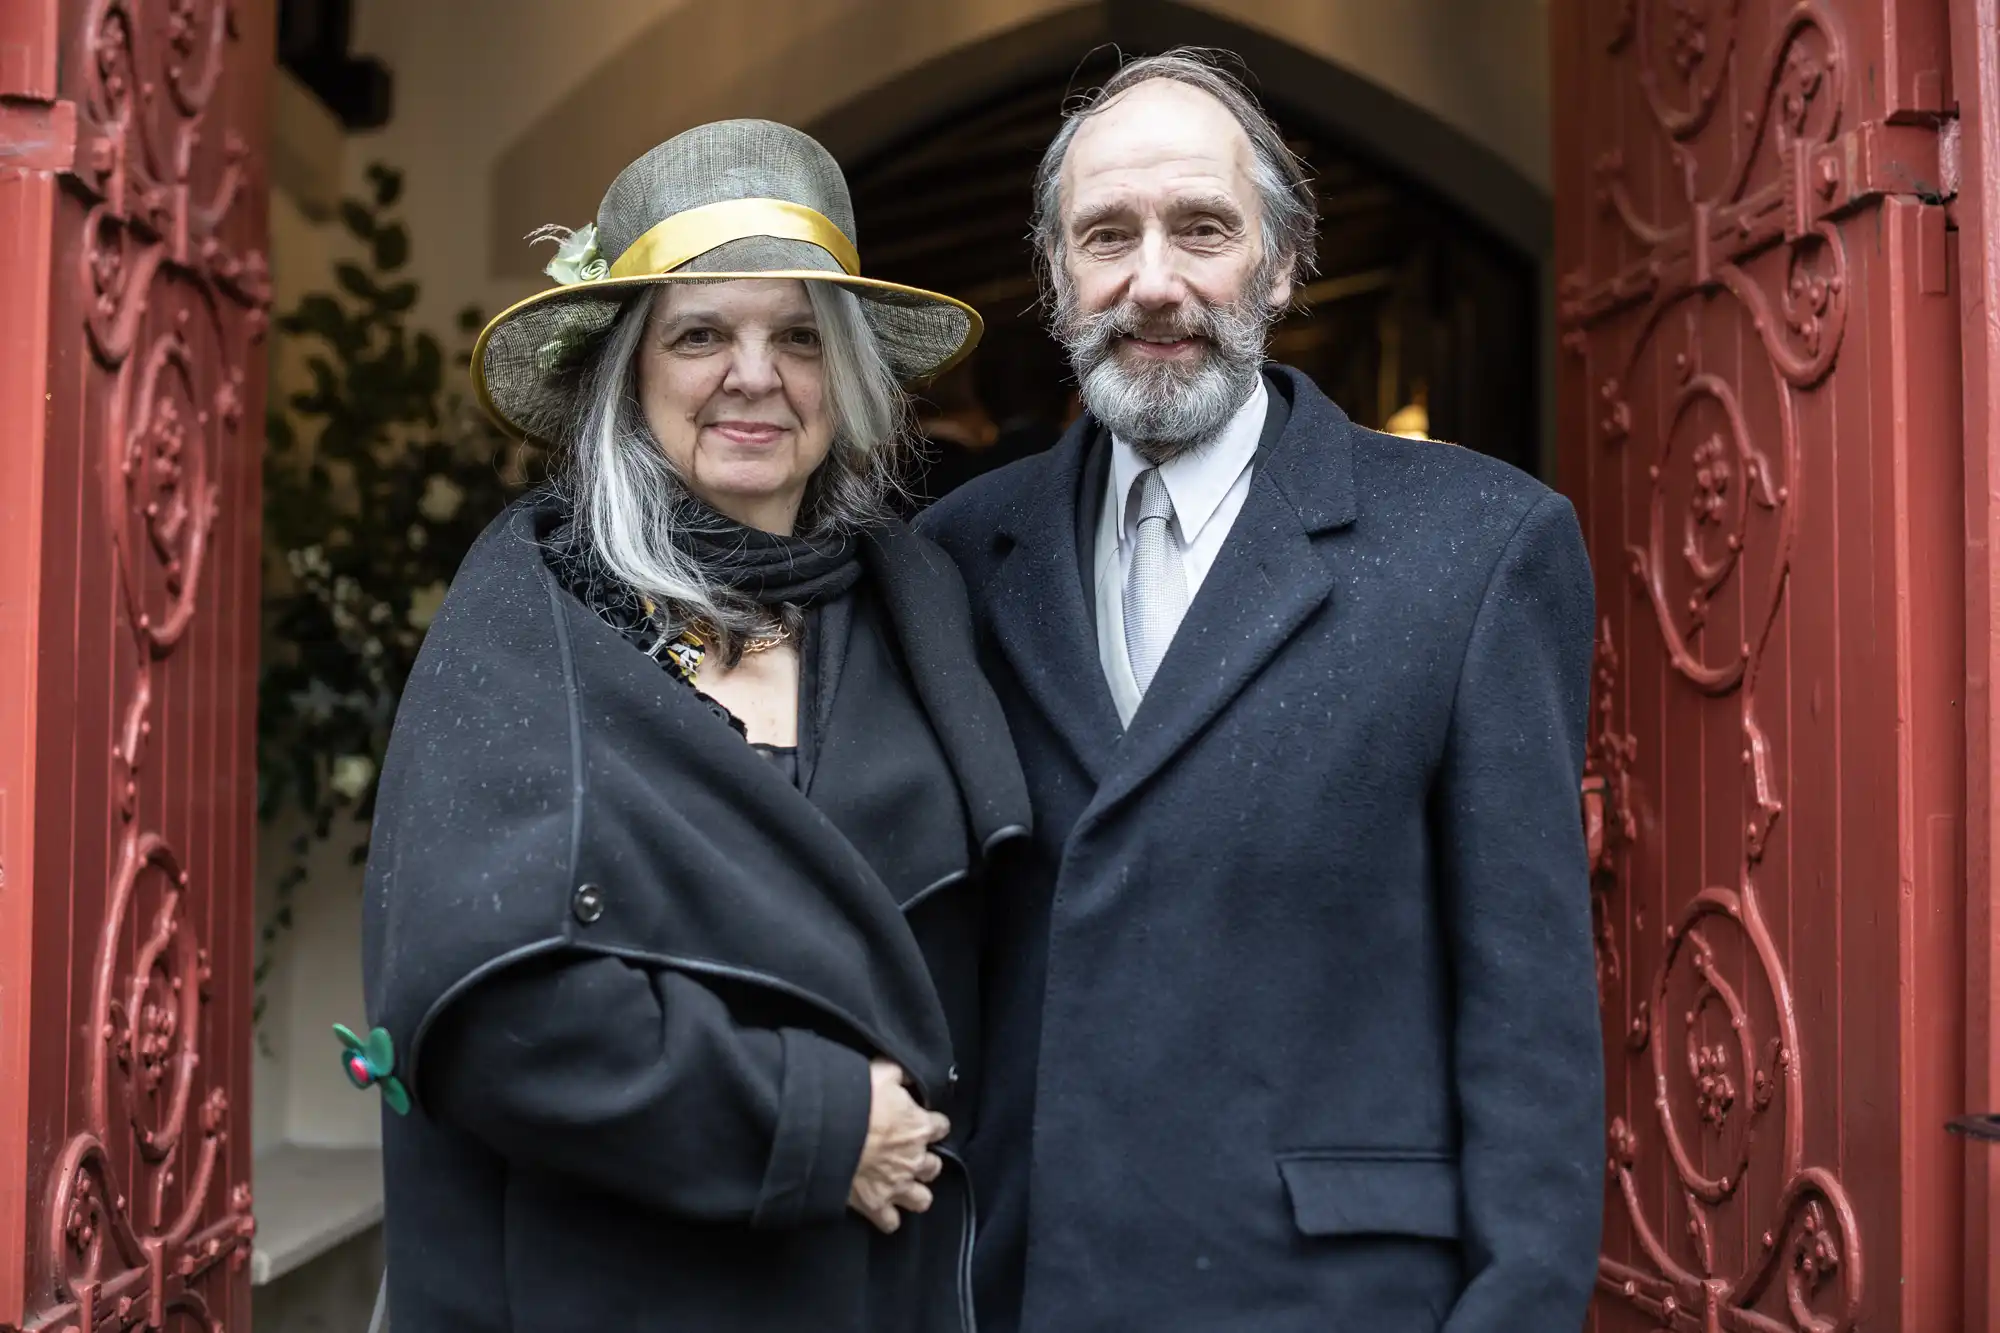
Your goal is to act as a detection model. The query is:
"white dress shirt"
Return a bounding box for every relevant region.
[1094,376,1269,725]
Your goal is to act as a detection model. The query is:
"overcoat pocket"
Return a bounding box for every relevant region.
[1276,1151,1461,1241]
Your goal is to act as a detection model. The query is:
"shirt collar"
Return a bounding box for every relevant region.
[1110,374,1269,549]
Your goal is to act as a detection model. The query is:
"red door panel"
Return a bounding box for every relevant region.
[0,1,271,1329]
[1552,1,1964,1329]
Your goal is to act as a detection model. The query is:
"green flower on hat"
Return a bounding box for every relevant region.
[334,1023,411,1116]
[534,222,609,286]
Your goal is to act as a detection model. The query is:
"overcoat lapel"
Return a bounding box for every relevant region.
[1087,371,1360,823]
[986,418,1124,784]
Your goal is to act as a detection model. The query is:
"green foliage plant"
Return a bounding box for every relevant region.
[256,163,542,1026]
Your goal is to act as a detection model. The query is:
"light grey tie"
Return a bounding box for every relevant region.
[1123,467,1189,695]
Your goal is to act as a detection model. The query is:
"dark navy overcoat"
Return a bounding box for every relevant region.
[922,366,1605,1333]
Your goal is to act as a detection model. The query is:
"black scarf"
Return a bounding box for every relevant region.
[543,495,862,664]
[674,500,863,608]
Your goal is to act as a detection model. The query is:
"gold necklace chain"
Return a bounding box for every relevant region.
[644,598,790,684]
[640,597,789,650]
[682,618,790,654]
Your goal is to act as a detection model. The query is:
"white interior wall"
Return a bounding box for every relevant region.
[1187,0,1551,189]
[253,175,387,1155]
[343,0,700,342]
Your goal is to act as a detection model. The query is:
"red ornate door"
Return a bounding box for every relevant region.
[0,1,270,1330]
[1553,0,1970,1330]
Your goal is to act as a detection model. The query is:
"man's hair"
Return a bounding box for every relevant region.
[1028,48,1320,298]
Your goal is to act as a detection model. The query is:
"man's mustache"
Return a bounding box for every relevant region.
[1069,300,1225,359]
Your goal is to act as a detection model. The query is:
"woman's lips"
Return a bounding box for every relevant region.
[708,421,787,445]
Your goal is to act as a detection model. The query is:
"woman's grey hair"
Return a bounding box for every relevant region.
[565,280,910,656]
[1029,48,1319,297]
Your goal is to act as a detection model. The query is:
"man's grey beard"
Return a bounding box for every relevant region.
[1052,272,1277,464]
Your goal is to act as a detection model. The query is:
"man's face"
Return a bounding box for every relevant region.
[1052,79,1290,459]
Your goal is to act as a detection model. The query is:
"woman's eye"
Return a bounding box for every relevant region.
[675,328,718,349]
[785,327,822,349]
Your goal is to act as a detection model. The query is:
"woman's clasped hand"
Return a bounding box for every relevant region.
[847,1060,951,1233]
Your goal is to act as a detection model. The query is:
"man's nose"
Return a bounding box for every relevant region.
[1126,230,1186,309]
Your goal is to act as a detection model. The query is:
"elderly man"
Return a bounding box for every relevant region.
[922,50,1604,1333]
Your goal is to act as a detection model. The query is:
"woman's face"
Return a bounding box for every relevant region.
[635,278,834,535]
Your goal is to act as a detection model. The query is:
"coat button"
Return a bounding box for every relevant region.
[571,883,605,925]
[947,1065,960,1086]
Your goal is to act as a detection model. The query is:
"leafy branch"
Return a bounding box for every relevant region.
[256,162,544,1028]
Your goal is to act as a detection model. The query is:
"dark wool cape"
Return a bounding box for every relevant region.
[360,495,1030,1332]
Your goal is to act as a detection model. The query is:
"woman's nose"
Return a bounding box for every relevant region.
[722,338,783,396]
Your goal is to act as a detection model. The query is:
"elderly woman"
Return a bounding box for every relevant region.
[355,121,1029,1333]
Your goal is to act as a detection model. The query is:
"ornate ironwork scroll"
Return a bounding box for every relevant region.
[1562,3,1873,1330]
[1584,619,1638,1004]
[17,2,267,1329]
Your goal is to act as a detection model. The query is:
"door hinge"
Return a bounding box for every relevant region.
[1790,115,1957,238]
[0,95,75,175]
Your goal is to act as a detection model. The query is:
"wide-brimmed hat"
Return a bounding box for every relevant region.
[472,119,982,443]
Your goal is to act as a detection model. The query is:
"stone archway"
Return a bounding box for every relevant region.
[810,0,1550,265]
[487,0,1550,277]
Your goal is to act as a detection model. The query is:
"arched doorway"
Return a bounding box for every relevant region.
[835,45,1545,497]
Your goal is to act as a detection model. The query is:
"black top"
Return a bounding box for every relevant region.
[750,743,800,785]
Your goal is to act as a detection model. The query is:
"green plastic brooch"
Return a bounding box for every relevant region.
[334,1024,411,1116]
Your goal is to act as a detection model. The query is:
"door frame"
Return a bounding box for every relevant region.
[0,0,64,1320]
[1948,2,2000,1328]
[0,0,269,1327]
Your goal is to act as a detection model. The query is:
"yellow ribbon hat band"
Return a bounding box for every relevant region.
[607,198,861,281]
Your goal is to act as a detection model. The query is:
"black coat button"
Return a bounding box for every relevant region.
[571,883,605,925]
